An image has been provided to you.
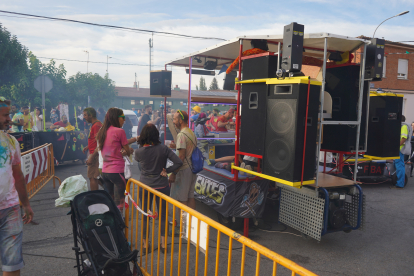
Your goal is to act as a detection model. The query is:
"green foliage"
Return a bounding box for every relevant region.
[209,77,219,90]
[0,24,28,87]
[67,73,117,107]
[0,24,116,110]
[199,76,207,91]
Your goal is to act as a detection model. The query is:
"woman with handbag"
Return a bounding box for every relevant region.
[134,124,183,252]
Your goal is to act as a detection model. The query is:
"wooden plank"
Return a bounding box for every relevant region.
[309,173,358,188]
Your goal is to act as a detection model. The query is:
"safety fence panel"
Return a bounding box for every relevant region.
[125,179,317,276]
[21,143,61,200]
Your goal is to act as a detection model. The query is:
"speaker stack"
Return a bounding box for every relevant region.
[365,93,403,158]
[239,22,321,183]
[150,70,172,97]
[321,64,369,152]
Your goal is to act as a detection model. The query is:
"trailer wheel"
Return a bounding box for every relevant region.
[216,212,244,230]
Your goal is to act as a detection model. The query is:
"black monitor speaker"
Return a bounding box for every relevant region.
[281,22,304,73]
[321,65,369,152]
[365,38,385,82]
[150,70,172,97]
[365,94,403,158]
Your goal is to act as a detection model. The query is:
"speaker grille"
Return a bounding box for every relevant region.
[266,139,292,171]
[265,99,296,175]
[269,101,295,134]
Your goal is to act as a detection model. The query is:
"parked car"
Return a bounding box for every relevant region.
[122,109,139,148]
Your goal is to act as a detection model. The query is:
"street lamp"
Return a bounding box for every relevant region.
[83,50,89,73]
[373,11,409,38]
[107,55,112,75]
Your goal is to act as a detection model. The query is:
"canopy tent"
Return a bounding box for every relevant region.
[166,33,368,69]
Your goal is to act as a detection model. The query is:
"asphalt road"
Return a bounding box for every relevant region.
[9,162,414,276]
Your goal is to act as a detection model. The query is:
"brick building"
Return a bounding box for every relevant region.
[114,84,237,113]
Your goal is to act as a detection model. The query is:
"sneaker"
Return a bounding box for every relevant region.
[389,185,404,190]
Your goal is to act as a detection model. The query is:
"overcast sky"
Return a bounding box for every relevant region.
[0,0,413,90]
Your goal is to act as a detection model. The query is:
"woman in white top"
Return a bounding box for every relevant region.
[34,107,43,131]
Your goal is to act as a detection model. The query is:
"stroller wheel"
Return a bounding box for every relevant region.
[133,262,144,276]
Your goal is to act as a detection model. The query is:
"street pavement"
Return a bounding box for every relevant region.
[9,162,414,275]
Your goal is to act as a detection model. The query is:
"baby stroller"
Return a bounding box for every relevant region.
[70,190,143,276]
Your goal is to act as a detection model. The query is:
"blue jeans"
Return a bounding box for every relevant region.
[0,205,24,272]
[394,152,405,187]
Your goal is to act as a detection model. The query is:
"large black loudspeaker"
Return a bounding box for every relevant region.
[365,38,385,82]
[242,55,279,79]
[281,22,304,73]
[262,81,320,183]
[150,70,172,97]
[321,65,369,152]
[366,93,403,158]
[239,55,280,155]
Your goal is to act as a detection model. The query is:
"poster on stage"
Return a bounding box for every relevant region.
[194,169,270,218]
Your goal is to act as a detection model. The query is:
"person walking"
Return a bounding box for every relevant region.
[135,124,183,252]
[168,110,197,209]
[97,107,106,123]
[137,105,153,135]
[82,107,103,191]
[33,107,43,131]
[190,106,201,131]
[96,108,136,211]
[0,97,34,275]
[391,115,412,189]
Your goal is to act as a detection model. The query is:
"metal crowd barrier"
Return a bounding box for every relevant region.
[21,143,61,199]
[125,179,317,276]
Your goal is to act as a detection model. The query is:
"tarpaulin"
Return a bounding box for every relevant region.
[194,169,270,218]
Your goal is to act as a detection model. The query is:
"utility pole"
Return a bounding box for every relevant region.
[149,33,154,86]
[84,50,89,73]
[107,55,112,76]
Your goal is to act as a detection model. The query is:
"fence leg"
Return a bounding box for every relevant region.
[243,218,249,237]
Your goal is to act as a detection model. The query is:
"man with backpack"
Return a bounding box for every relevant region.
[169,110,199,209]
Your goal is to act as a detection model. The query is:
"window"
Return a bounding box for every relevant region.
[398,59,408,80]
[131,100,135,105]
[382,56,386,78]
[149,101,154,104]
[140,100,144,105]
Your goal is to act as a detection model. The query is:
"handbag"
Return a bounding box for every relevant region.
[123,156,132,179]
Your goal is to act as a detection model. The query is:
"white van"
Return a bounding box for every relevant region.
[122,109,139,137]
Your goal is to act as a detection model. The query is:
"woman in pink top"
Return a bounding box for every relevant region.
[96,108,134,211]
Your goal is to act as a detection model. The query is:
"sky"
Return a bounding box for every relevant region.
[0,0,413,90]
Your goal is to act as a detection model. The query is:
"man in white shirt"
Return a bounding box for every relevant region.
[0,97,34,275]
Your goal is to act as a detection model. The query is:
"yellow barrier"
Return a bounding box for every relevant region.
[125,179,317,276]
[21,143,61,200]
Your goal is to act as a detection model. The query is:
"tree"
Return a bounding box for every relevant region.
[66,72,117,108]
[0,24,28,87]
[196,85,199,90]
[10,53,68,110]
[209,77,219,90]
[199,77,207,91]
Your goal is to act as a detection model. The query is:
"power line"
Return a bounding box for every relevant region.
[36,56,162,66]
[0,10,226,41]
